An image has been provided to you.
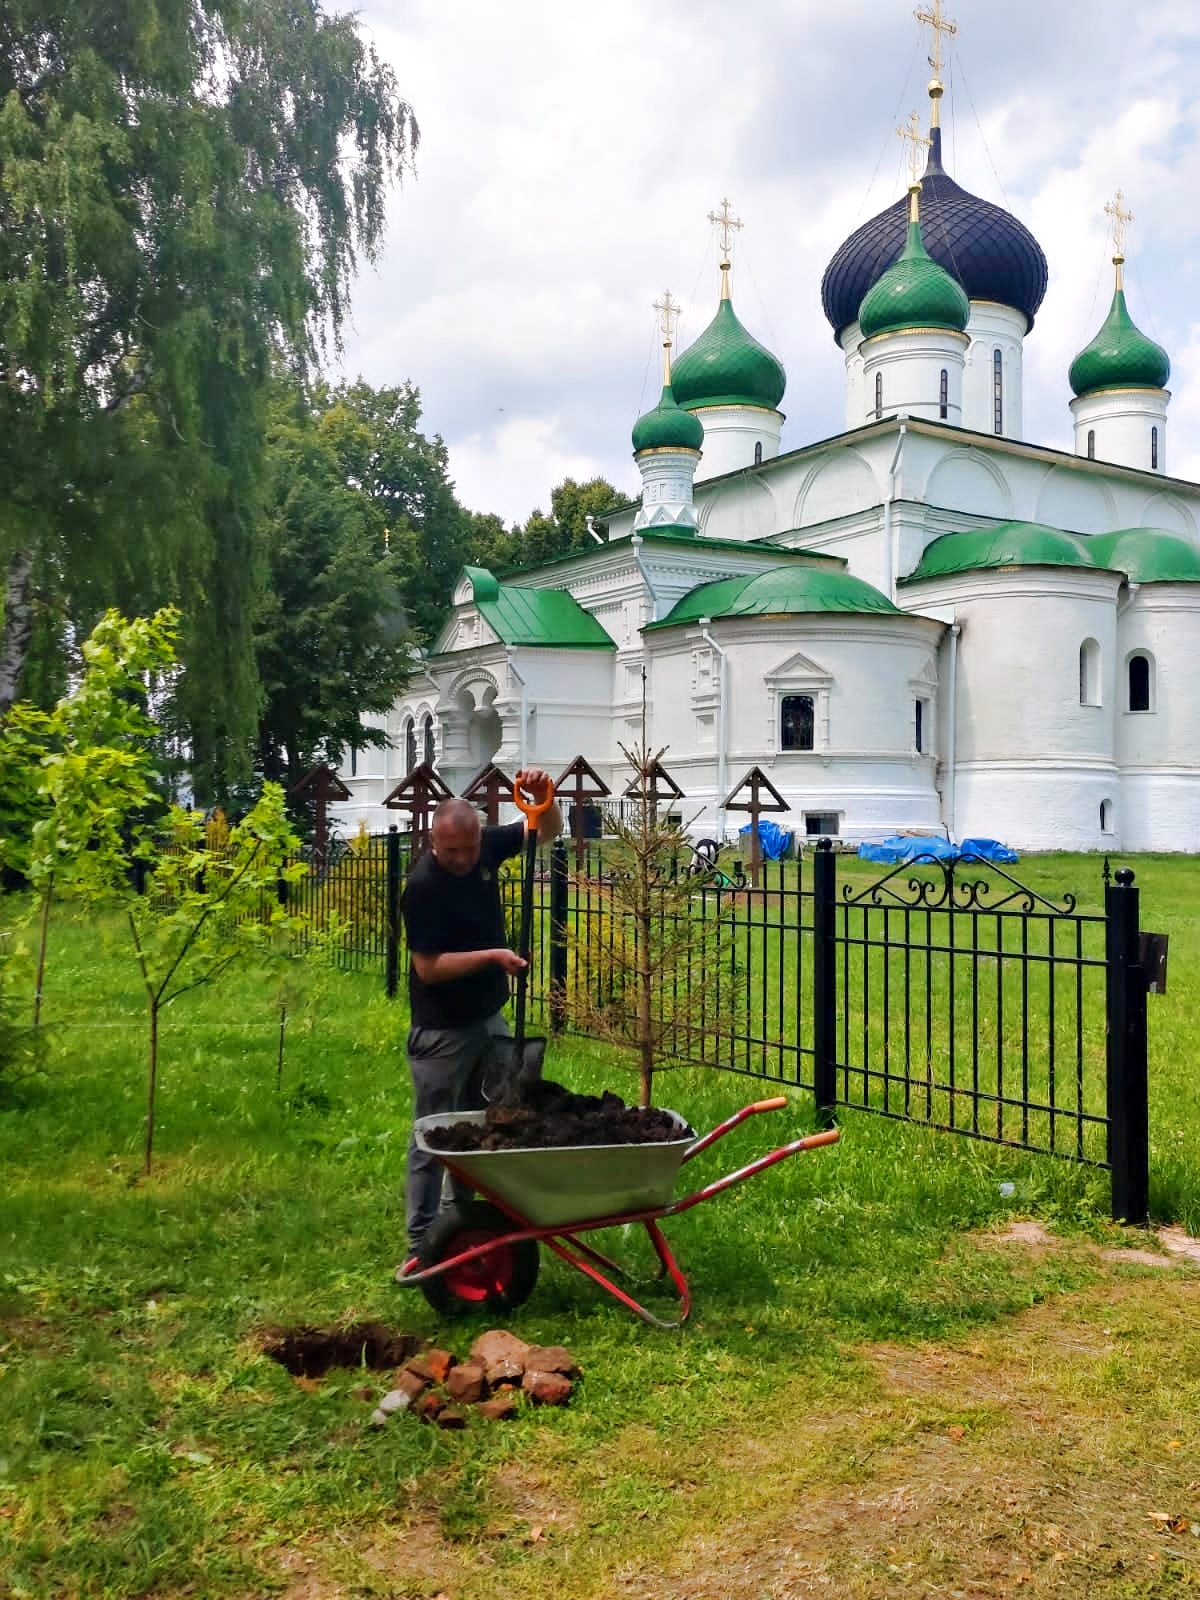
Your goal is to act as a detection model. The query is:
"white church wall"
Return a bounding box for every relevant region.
[1116,587,1200,851]
[1136,492,1197,538]
[691,405,784,481]
[643,616,945,842]
[841,320,866,429]
[902,568,1122,850]
[793,447,882,528]
[1034,463,1119,532]
[920,445,1014,524]
[961,305,1026,439]
[1070,388,1168,476]
[696,472,780,543]
[859,328,967,427]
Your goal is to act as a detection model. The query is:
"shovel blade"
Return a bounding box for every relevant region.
[488,1035,547,1099]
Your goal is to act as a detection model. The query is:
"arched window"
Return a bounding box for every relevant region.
[992,349,1004,434]
[939,368,948,420]
[1087,429,1095,460]
[423,712,436,765]
[874,371,883,421]
[914,698,926,752]
[1128,653,1152,712]
[404,716,417,772]
[1079,639,1101,707]
[754,440,763,465]
[1100,799,1114,835]
[1152,426,1159,470]
[780,694,815,751]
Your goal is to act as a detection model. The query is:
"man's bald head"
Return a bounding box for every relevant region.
[430,798,483,875]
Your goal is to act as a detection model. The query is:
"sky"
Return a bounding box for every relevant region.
[330,0,1200,527]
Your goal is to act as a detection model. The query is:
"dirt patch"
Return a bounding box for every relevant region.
[424,1078,691,1152]
[259,1321,420,1377]
[1159,1225,1200,1263]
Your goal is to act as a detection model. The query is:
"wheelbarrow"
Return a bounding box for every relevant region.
[394,1098,840,1329]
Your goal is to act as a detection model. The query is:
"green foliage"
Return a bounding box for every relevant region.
[512,476,617,568]
[0,0,417,799]
[253,380,413,791]
[0,606,179,886]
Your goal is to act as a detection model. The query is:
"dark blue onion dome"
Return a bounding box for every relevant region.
[821,127,1048,341]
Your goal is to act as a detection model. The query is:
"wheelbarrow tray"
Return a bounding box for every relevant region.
[413,1108,694,1228]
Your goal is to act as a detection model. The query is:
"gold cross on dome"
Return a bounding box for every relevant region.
[707,197,743,263]
[653,289,680,350]
[1105,189,1133,259]
[915,0,957,78]
[897,110,930,185]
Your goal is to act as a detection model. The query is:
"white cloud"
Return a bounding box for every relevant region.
[332,0,1200,524]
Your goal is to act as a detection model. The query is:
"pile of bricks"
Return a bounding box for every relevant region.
[367,1330,579,1430]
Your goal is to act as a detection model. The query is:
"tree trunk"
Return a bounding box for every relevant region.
[144,999,159,1176]
[0,547,35,713]
[33,877,53,1027]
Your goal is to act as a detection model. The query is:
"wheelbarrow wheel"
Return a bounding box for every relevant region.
[417,1200,540,1317]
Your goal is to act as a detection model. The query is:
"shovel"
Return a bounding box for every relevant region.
[490,774,556,1095]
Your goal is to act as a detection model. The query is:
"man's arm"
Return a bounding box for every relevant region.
[411,947,526,984]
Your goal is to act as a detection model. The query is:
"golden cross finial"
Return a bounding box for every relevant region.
[653,289,681,349]
[915,0,957,78]
[707,197,743,264]
[897,110,930,186]
[1104,189,1133,261]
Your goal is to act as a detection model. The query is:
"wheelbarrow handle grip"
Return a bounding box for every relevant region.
[513,776,557,823]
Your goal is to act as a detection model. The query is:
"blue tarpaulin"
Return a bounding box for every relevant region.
[857,835,1018,865]
[738,819,793,859]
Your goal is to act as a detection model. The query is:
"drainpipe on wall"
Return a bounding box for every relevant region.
[944,620,961,842]
[881,416,908,600]
[630,534,662,622]
[505,645,528,769]
[698,618,728,841]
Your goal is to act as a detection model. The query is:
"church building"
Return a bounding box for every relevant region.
[337,8,1200,854]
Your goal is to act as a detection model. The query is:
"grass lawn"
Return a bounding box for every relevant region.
[2,856,1199,1599]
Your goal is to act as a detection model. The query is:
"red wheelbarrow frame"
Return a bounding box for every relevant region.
[395,1097,840,1329]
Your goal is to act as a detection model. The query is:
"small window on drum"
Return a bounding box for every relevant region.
[875,371,883,421]
[993,348,1003,434]
[939,368,948,419]
[1152,426,1159,470]
[914,698,926,753]
[1128,653,1152,712]
[1087,429,1095,460]
[780,694,815,751]
[754,440,763,465]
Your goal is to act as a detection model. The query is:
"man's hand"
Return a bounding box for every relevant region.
[491,947,528,976]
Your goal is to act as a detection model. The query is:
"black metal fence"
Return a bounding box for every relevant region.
[145,822,1151,1221]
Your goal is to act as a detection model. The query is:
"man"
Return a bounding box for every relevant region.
[401,768,562,1254]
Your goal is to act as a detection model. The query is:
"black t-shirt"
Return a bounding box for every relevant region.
[402,821,526,1028]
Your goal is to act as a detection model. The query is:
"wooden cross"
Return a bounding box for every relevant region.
[722,766,790,887]
[288,763,353,859]
[557,755,611,867]
[383,760,454,854]
[897,110,930,185]
[462,762,514,826]
[915,0,957,78]
[707,197,743,264]
[623,757,684,824]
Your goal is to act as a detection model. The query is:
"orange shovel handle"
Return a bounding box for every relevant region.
[513,775,556,823]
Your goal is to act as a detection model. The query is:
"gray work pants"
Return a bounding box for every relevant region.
[405,1012,511,1251]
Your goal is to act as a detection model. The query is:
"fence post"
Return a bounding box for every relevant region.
[549,838,568,1032]
[812,837,837,1128]
[1105,866,1149,1224]
[385,825,401,1000]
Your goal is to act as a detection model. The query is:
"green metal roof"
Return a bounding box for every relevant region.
[1069,287,1170,397]
[1086,528,1200,583]
[460,567,615,648]
[902,522,1101,582]
[646,566,899,630]
[671,294,786,412]
[858,217,969,339]
[631,381,704,453]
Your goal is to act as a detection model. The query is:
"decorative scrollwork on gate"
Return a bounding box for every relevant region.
[842,853,1077,916]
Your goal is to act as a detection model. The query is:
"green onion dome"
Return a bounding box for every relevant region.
[858,210,969,340]
[631,382,704,454]
[670,292,786,412]
[1069,287,1170,397]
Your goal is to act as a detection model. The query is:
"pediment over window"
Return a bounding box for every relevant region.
[765,649,832,687]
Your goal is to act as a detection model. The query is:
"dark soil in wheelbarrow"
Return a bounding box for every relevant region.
[424,1078,692,1152]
